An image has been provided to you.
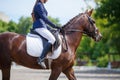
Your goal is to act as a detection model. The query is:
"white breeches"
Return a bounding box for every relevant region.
[35,28,56,44]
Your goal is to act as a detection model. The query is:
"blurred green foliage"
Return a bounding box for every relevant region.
[76,0,120,67]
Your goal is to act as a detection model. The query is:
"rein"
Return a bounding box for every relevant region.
[60,27,93,52]
[60,14,94,51]
[60,28,87,52]
[65,29,86,34]
[64,28,93,37]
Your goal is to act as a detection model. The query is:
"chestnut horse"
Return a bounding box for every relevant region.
[0,9,102,80]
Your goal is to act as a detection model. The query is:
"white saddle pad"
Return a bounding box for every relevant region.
[26,33,62,59]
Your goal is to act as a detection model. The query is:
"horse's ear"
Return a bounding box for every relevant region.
[85,9,88,13]
[87,9,93,16]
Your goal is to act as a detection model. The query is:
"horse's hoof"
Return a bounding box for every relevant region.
[38,61,46,69]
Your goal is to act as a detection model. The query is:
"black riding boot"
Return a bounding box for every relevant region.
[38,42,52,68]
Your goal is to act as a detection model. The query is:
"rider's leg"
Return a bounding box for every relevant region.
[35,28,55,68]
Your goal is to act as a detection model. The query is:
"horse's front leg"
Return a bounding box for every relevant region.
[63,67,77,80]
[49,67,62,80]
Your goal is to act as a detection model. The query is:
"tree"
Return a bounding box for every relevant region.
[76,0,120,67]
[17,16,32,34]
[7,20,17,32]
[0,20,8,32]
[95,0,120,55]
[90,0,120,67]
[48,16,61,26]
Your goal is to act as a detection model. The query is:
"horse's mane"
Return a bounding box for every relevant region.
[62,13,83,29]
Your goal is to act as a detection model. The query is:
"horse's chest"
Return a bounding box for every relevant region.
[62,54,75,65]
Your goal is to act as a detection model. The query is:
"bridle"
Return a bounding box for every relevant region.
[60,14,97,51]
[63,15,96,38]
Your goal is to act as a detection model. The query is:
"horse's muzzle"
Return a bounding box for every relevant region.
[94,33,102,42]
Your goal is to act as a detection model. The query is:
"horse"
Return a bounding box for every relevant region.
[0,9,102,80]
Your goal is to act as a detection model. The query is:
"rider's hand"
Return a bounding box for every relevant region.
[56,26,61,29]
[56,26,62,30]
[56,26,64,33]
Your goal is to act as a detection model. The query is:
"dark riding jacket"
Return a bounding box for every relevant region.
[32,1,56,29]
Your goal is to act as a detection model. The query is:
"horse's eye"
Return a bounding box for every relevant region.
[95,29,98,34]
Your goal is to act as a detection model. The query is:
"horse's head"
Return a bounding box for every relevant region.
[81,9,102,42]
[63,9,102,42]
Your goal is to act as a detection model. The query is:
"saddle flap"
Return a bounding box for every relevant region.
[26,33,62,59]
[30,29,61,50]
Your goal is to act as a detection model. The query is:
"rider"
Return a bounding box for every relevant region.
[31,0,61,68]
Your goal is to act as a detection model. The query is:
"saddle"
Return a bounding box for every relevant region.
[30,29,61,51]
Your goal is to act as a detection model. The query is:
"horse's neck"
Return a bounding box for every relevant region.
[63,13,84,52]
[66,31,83,51]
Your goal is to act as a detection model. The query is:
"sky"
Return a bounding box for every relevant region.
[0,0,96,25]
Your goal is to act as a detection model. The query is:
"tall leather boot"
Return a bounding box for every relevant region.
[38,42,52,68]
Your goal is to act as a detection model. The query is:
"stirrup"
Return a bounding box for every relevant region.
[38,58,46,69]
[38,61,46,69]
